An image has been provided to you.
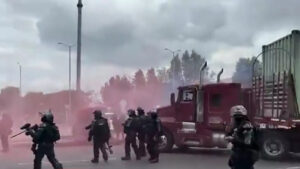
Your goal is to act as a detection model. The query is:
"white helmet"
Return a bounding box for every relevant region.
[230,105,247,117]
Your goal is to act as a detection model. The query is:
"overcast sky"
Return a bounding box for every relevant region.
[0,0,299,94]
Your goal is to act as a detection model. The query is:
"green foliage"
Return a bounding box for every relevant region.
[133,69,146,88]
[232,57,261,87]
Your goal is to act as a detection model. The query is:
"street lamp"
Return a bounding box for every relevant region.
[58,42,74,124]
[76,0,83,91]
[164,48,181,57]
[164,48,181,90]
[17,62,22,95]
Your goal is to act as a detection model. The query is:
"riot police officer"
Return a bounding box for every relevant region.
[87,110,111,163]
[225,105,259,169]
[136,107,147,157]
[27,111,63,169]
[121,109,140,160]
[145,111,162,163]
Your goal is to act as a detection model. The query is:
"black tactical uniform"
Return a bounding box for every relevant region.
[136,107,147,157]
[121,109,140,160]
[88,110,111,163]
[28,111,63,169]
[145,111,162,163]
[226,105,259,169]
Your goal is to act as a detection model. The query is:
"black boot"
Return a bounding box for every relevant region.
[149,158,159,163]
[121,156,131,161]
[54,163,63,169]
[91,158,99,163]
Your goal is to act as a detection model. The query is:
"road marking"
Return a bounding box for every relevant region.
[18,157,117,166]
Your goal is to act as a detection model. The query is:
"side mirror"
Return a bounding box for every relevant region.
[170,93,175,106]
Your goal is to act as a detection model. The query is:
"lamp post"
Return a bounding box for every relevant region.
[164,48,181,58]
[76,0,83,91]
[58,42,74,124]
[164,48,181,90]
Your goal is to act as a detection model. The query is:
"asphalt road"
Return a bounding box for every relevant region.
[1,144,300,169]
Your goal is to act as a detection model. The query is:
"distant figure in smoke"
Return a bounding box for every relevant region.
[136,107,147,157]
[87,110,111,163]
[145,111,162,163]
[0,113,13,152]
[112,113,123,141]
[26,111,63,169]
[121,109,140,160]
[225,105,259,169]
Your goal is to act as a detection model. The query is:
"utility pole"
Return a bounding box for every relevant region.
[76,0,83,91]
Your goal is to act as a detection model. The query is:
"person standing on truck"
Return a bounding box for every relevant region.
[225,105,259,169]
[121,109,140,161]
[136,107,147,157]
[145,111,163,163]
[87,110,111,163]
[0,113,13,152]
[26,111,63,169]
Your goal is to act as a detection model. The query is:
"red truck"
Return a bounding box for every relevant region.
[157,30,300,160]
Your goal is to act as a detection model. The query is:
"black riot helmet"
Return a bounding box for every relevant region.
[40,111,54,123]
[127,109,136,117]
[93,110,102,119]
[148,111,158,119]
[137,107,145,116]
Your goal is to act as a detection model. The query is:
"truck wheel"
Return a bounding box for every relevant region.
[261,135,289,160]
[158,129,174,152]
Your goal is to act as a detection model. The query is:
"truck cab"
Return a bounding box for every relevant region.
[157,83,242,151]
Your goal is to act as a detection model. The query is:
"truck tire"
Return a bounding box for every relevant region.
[158,129,174,152]
[261,134,289,160]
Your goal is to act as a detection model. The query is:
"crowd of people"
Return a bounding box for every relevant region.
[87,107,163,164]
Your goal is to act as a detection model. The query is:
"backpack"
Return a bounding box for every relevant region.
[47,125,61,142]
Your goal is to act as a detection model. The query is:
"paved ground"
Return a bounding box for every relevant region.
[1,143,300,169]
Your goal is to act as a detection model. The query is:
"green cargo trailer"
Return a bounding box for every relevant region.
[251,30,300,160]
[262,30,300,113]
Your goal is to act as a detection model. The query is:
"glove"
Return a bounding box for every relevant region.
[25,131,33,136]
[225,136,234,142]
[31,144,37,154]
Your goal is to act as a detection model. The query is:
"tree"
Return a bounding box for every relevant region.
[146,68,159,85]
[181,50,193,83]
[133,69,146,88]
[232,57,259,87]
[170,54,183,85]
[119,76,132,91]
[190,50,207,83]
[157,67,170,83]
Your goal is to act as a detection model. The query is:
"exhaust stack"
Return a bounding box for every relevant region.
[217,68,224,83]
[199,62,207,87]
